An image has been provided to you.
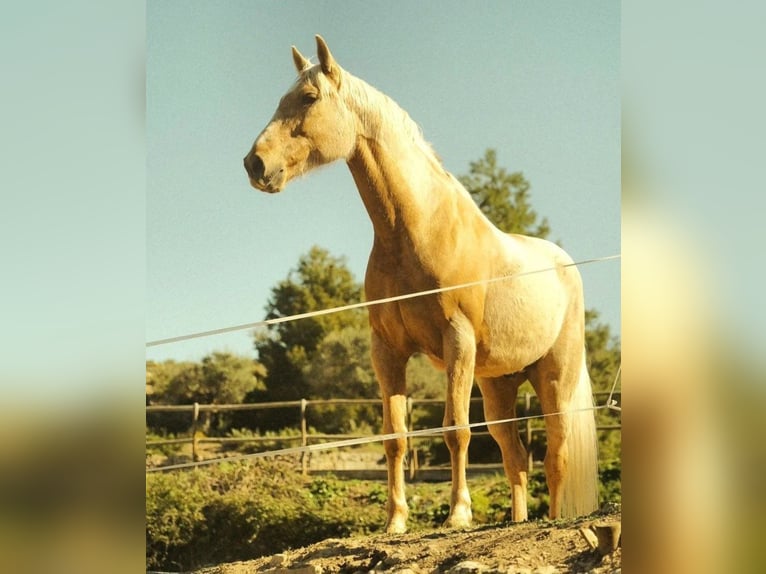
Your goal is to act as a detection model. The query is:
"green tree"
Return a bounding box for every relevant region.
[304,326,377,401]
[584,309,621,394]
[458,148,550,238]
[146,359,203,434]
[146,359,199,404]
[146,353,266,433]
[406,354,446,400]
[302,325,379,433]
[200,352,266,405]
[251,246,365,415]
[147,353,265,406]
[585,309,622,466]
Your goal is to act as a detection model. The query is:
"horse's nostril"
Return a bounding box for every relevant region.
[244,153,265,180]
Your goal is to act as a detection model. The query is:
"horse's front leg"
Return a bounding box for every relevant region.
[370,330,410,534]
[442,314,477,529]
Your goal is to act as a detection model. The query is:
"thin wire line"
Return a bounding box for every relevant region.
[146,254,620,347]
[146,403,611,473]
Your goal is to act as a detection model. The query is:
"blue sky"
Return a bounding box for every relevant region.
[146,1,620,363]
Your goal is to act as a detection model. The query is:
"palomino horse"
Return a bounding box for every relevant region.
[244,36,598,533]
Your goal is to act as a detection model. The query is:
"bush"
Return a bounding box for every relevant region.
[145,431,184,459]
[599,458,622,505]
[146,467,209,570]
[146,460,387,572]
[223,427,302,454]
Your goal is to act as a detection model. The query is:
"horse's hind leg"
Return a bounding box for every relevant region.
[529,351,581,520]
[477,375,529,521]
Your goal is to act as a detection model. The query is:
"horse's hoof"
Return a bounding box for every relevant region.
[442,514,473,530]
[385,520,407,534]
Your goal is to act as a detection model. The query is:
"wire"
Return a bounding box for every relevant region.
[146,402,615,473]
[146,254,620,347]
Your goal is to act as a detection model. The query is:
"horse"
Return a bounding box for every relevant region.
[244,35,599,533]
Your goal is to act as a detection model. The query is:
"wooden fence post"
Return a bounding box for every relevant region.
[300,399,308,476]
[525,392,533,472]
[192,402,200,462]
[407,396,418,481]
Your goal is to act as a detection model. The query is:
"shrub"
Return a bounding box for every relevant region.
[599,458,622,505]
[145,431,184,459]
[223,427,302,454]
[146,467,209,570]
[146,460,387,572]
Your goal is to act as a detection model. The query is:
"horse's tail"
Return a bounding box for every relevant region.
[560,349,600,517]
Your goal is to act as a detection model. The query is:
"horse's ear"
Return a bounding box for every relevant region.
[292,46,310,73]
[315,35,341,86]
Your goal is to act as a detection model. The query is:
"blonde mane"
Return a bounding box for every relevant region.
[299,64,445,174]
[348,73,444,170]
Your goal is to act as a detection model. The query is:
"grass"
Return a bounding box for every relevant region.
[146,457,620,572]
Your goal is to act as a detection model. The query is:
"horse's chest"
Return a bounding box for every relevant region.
[369,294,447,358]
[366,247,472,359]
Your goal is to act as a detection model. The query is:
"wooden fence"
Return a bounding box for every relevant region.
[146,392,620,478]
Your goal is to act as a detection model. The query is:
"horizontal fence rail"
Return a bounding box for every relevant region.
[146,392,621,477]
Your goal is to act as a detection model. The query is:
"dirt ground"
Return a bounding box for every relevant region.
[191,511,621,574]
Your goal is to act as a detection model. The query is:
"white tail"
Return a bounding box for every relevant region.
[560,350,600,517]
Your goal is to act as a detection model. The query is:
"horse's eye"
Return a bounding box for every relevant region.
[301,92,318,106]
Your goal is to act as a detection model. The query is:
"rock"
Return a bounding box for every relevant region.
[579,520,621,556]
[446,560,489,573]
[266,565,323,574]
[269,554,289,567]
[592,522,621,556]
[578,526,599,550]
[382,551,408,567]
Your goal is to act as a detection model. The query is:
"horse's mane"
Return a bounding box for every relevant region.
[347,74,444,170]
[301,64,444,172]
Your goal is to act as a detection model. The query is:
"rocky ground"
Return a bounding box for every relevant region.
[191,511,621,574]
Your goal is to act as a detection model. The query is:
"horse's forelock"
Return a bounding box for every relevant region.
[290,63,340,98]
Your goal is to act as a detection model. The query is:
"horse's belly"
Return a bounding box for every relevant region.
[474,331,554,378]
[474,282,568,377]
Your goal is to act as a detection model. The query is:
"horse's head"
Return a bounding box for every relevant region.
[244,36,356,193]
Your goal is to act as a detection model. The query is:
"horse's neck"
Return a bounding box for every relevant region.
[346,123,454,248]
[348,142,417,235]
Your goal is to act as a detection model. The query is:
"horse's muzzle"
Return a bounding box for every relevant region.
[244,152,265,181]
[244,153,281,193]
